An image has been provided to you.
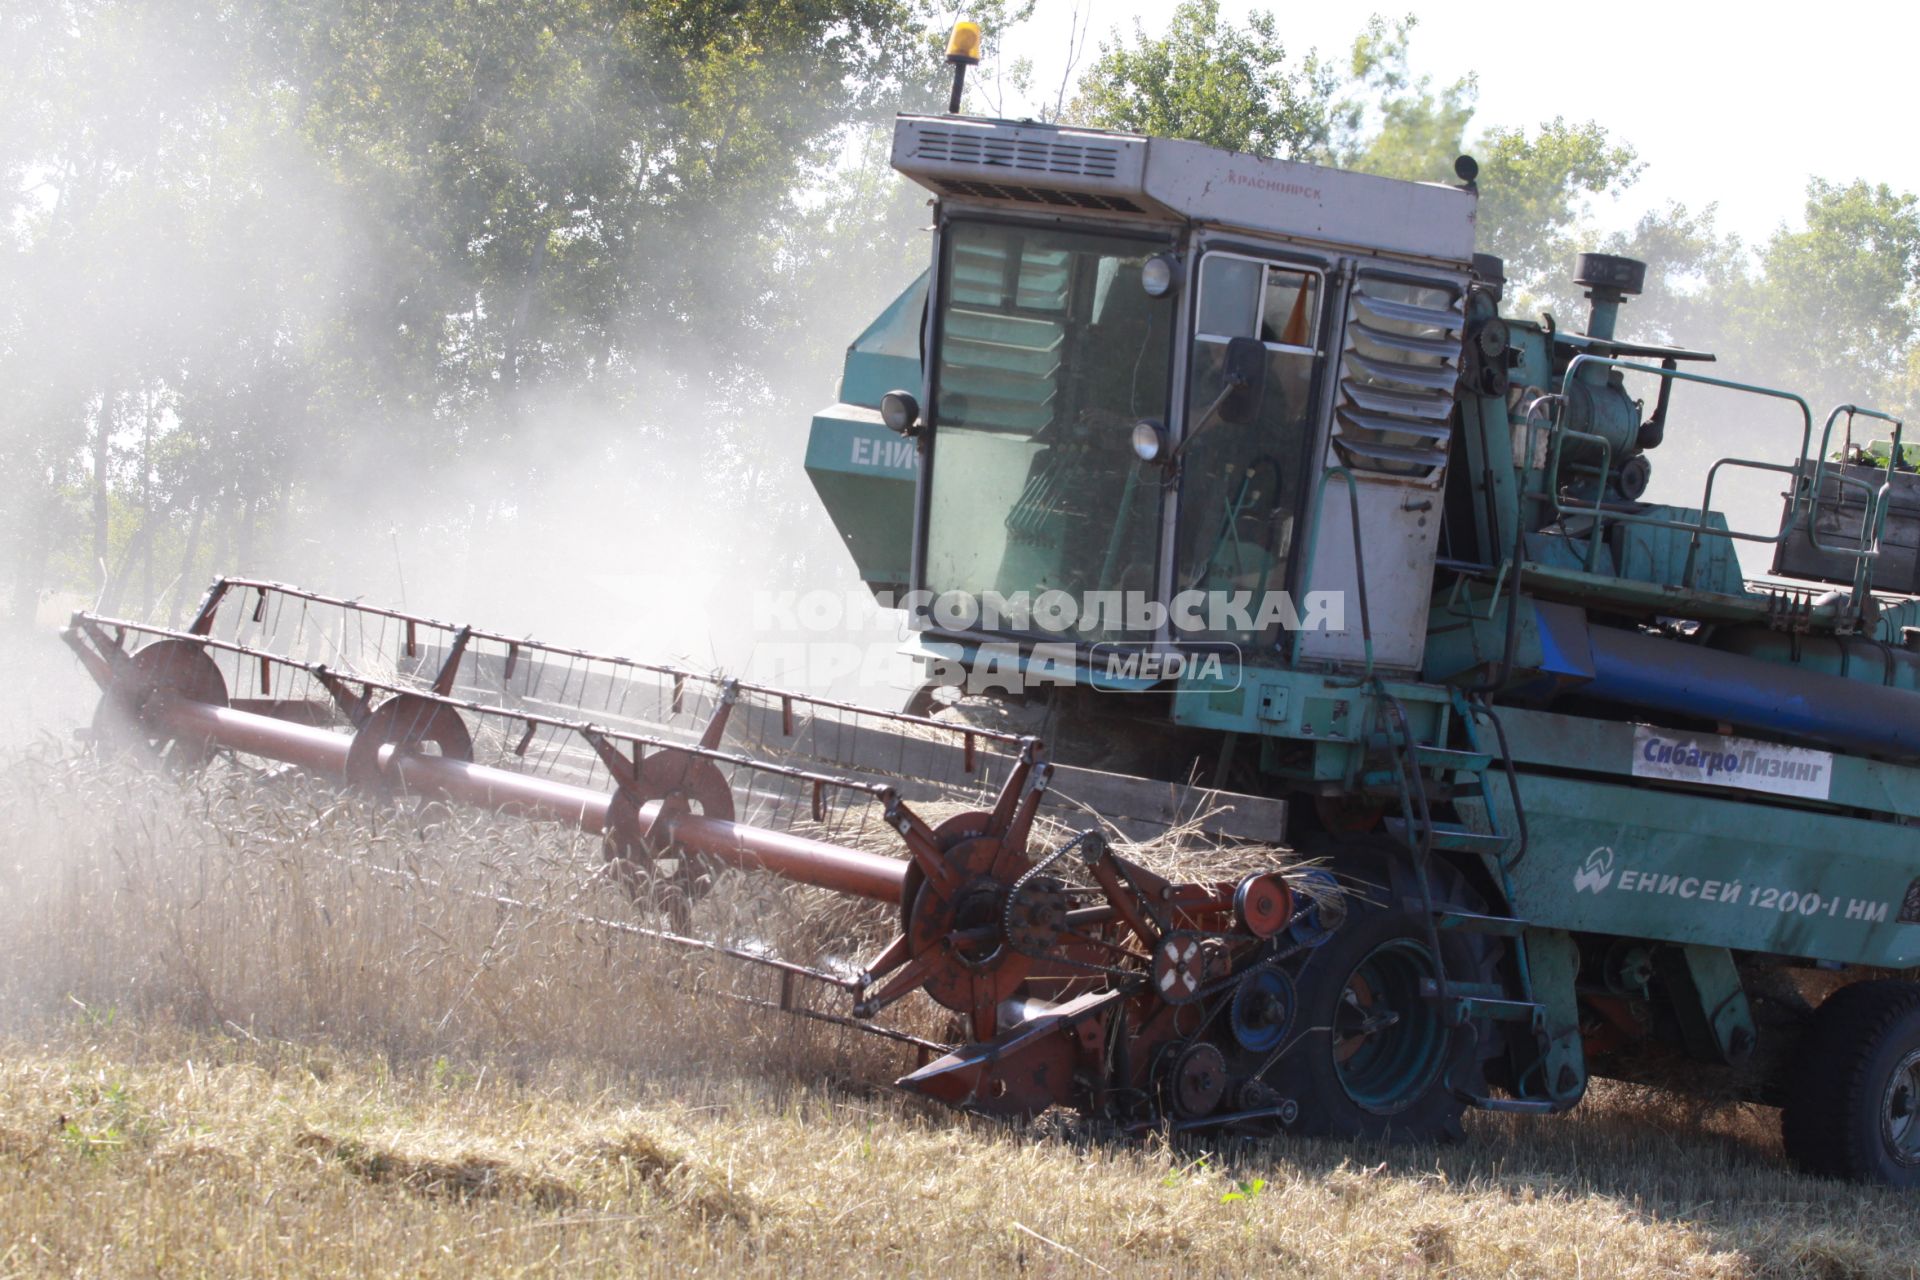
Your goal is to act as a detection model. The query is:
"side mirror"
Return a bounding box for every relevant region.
[880,390,922,437]
[1169,338,1272,472]
[1219,336,1268,426]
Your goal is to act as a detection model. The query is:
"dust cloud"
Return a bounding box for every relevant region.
[7,5,1909,752]
[2,4,935,748]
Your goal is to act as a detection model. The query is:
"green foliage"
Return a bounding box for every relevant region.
[1603,179,1920,414]
[6,0,1920,626]
[1067,0,1340,158]
[0,0,943,619]
[265,0,932,421]
[1160,1152,1212,1187]
[69,996,118,1032]
[1335,15,1476,183]
[1472,119,1642,314]
[429,1055,477,1091]
[1599,201,1747,347]
[1830,438,1920,467]
[59,1076,144,1158]
[1738,179,1920,411]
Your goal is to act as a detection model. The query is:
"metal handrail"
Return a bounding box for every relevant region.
[1541,422,1615,572]
[1530,356,1849,590]
[1810,404,1905,547]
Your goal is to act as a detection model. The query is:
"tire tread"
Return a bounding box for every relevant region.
[1781,978,1920,1183]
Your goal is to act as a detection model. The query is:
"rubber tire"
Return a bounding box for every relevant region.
[1781,978,1920,1187]
[1268,852,1488,1142]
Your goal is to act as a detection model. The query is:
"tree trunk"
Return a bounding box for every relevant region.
[235,493,254,574]
[207,490,231,583]
[98,521,150,618]
[91,392,112,597]
[139,389,156,616]
[168,498,206,627]
[506,230,549,432]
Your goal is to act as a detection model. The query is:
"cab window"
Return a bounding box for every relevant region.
[1176,253,1326,642]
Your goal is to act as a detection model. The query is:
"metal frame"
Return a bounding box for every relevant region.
[910,205,1183,650]
[64,577,1335,1132]
[1176,239,1338,653]
[1190,248,1327,352]
[1805,404,1909,597]
[1532,356,1825,584]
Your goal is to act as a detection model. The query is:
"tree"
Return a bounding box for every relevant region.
[1066,0,1341,158]
[0,0,947,620]
[1471,119,1642,315]
[1333,15,1476,183]
[0,0,265,619]
[1599,201,1746,350]
[1735,179,1920,413]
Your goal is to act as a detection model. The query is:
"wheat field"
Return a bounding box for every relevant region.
[0,748,1914,1279]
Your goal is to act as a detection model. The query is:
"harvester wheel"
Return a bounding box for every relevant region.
[1267,852,1486,1141]
[1781,978,1920,1187]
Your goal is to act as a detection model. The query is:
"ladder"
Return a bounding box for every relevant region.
[1369,683,1562,1114]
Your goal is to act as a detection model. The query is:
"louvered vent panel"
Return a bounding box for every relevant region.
[906,125,1141,212]
[915,128,1123,180]
[1331,272,1465,480]
[933,179,1142,214]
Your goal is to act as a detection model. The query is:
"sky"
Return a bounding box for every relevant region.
[985,0,1918,249]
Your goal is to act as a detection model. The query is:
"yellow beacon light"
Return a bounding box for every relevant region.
[944,20,981,113]
[946,21,982,65]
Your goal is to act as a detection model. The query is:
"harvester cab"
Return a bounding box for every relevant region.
[63,25,1920,1186]
[809,110,1480,679]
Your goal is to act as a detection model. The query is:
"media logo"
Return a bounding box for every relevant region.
[1088,643,1242,693]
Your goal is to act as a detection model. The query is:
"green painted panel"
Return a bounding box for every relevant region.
[804,410,916,593]
[1496,704,1920,823]
[843,354,922,408]
[1518,561,1794,625]
[809,271,926,594]
[839,271,928,406]
[1173,667,1450,738]
[1522,928,1587,1105]
[1612,507,1743,598]
[806,409,920,480]
[1499,772,1920,967]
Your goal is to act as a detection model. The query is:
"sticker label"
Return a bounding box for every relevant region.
[1631,726,1832,800]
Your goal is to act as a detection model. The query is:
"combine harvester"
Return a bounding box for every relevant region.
[64,24,1920,1185]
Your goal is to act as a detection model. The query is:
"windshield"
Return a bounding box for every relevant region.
[922,221,1174,640]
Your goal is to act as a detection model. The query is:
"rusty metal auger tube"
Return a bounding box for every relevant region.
[152,697,911,903]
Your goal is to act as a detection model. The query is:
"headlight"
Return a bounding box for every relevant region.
[1141,254,1178,298]
[880,390,921,436]
[1131,419,1166,462]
